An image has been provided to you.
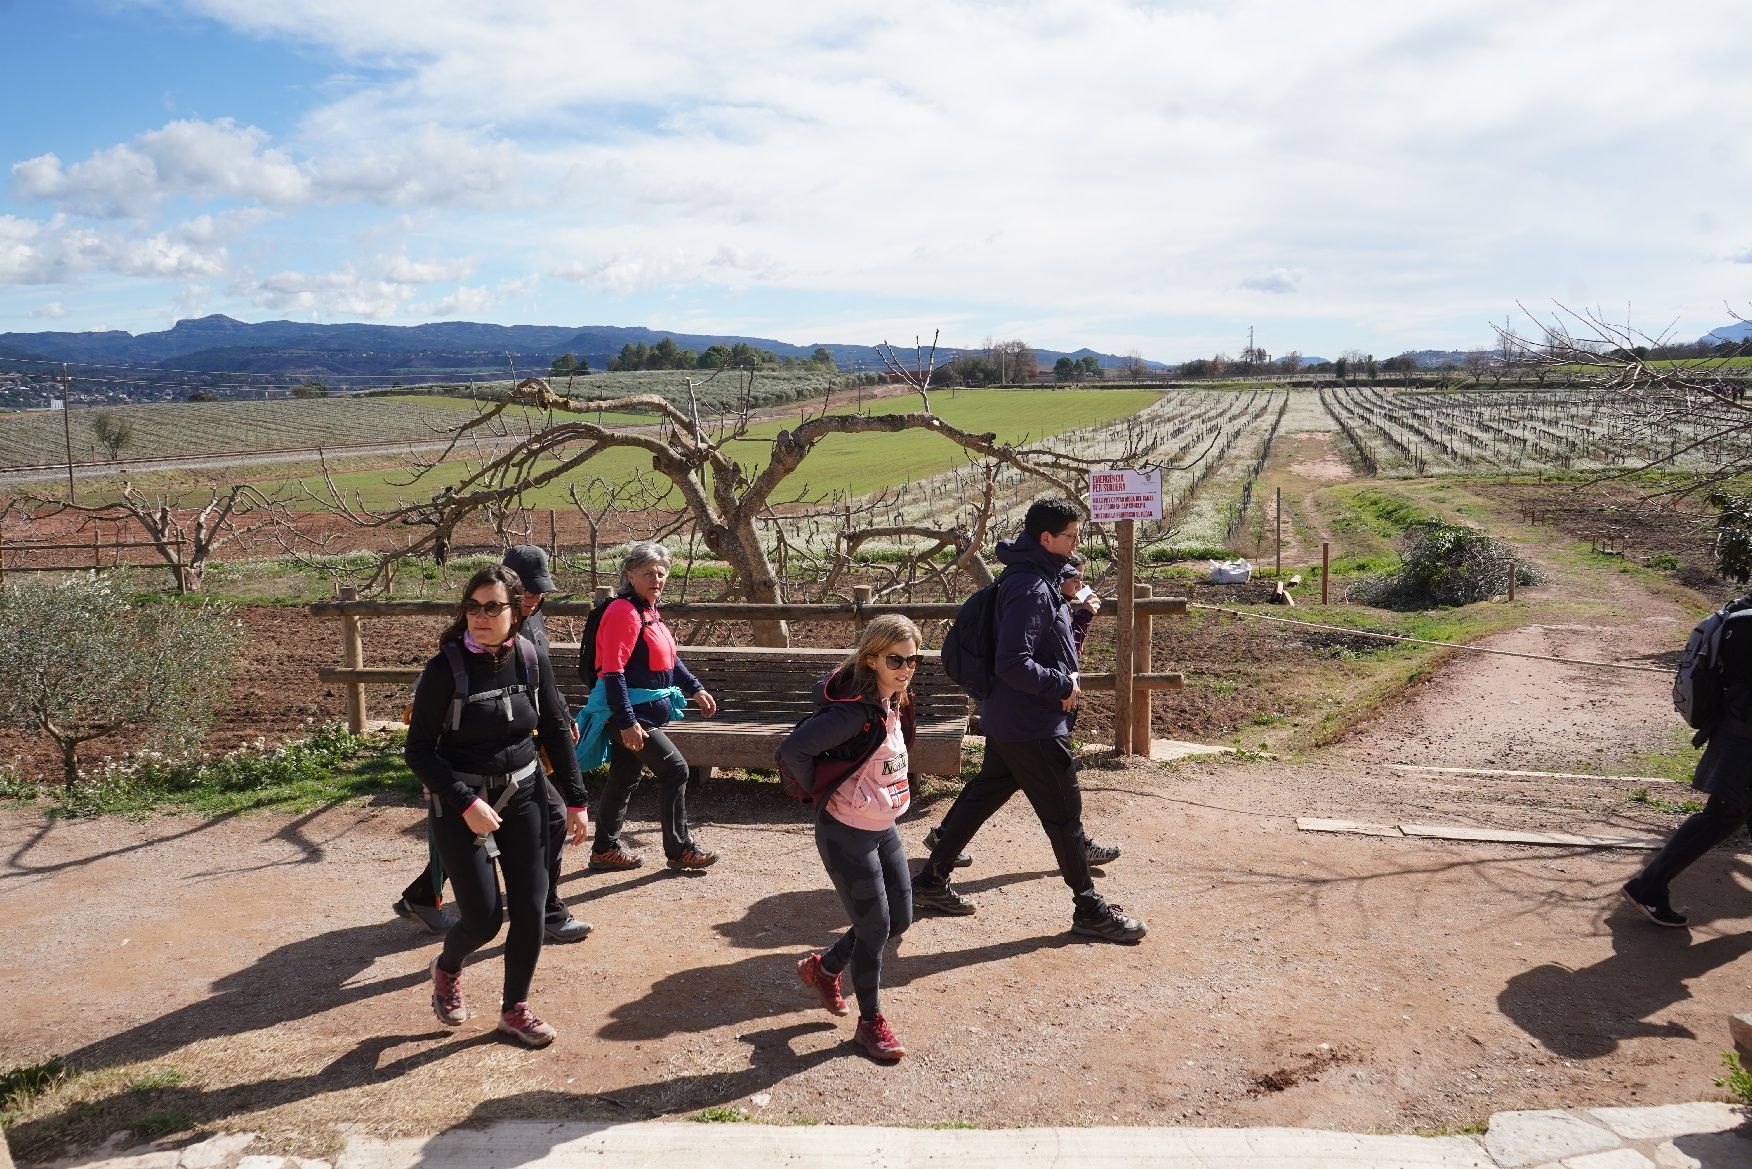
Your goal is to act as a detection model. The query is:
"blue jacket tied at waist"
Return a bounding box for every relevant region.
[574,678,687,771]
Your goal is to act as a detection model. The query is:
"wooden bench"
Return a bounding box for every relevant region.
[547,644,970,777]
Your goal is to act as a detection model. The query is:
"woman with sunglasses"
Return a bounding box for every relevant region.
[405,565,589,1047]
[781,614,923,1061]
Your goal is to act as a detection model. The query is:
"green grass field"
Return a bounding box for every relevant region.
[286,388,1159,508]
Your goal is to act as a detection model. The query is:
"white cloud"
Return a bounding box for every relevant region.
[237,262,417,319]
[0,214,226,286]
[29,300,67,319]
[1240,269,1305,295]
[422,284,495,318]
[381,254,475,285]
[11,119,309,218]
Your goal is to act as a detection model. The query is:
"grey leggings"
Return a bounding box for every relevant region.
[815,814,913,1019]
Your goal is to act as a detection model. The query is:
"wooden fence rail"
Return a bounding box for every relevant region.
[309,585,1189,754]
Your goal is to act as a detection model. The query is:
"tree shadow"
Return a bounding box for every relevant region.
[1497,871,1752,1060]
[61,919,441,1074]
[1,807,255,884]
[7,1029,496,1165]
[598,930,1077,1043]
[405,1022,844,1168]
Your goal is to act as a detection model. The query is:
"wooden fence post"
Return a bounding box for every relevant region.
[853,584,873,630]
[1113,518,1136,755]
[594,584,612,604]
[1321,542,1330,605]
[1129,583,1154,755]
[1507,561,1517,602]
[339,585,367,733]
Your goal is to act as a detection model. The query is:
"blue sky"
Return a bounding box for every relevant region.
[3,0,1750,361]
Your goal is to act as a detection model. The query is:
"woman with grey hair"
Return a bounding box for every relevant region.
[580,541,720,871]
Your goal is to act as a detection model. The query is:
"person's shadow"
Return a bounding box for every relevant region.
[1498,888,1752,1059]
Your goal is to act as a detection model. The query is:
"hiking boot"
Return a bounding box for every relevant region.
[797,952,849,1016]
[430,956,466,1025]
[393,896,455,935]
[587,846,643,872]
[923,827,972,869]
[1085,840,1122,866]
[1622,879,1688,928]
[545,916,594,944]
[667,845,719,870]
[853,1013,907,1061]
[1072,895,1147,943]
[497,1001,557,1047]
[911,876,977,916]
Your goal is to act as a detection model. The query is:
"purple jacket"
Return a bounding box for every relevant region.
[981,536,1080,742]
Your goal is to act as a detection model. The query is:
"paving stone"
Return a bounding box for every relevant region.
[333,1121,1498,1168]
[56,1154,180,1169]
[291,1161,333,1169]
[1560,1149,1655,1169]
[234,1157,292,1169]
[1587,1103,1749,1141]
[1484,1111,1622,1169]
[1653,1130,1752,1168]
[177,1132,258,1168]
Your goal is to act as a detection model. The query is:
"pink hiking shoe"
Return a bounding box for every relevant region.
[497,1001,558,1047]
[430,956,465,1025]
[853,1012,906,1061]
[797,952,849,1016]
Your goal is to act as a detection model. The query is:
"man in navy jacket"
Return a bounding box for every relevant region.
[912,498,1146,942]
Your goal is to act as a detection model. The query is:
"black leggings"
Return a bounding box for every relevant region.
[815,815,912,1019]
[921,736,1096,906]
[1636,791,1752,894]
[404,775,571,925]
[593,725,694,860]
[432,778,548,1010]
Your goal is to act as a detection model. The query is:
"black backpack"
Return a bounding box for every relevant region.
[775,687,916,804]
[402,635,540,732]
[1673,596,1752,743]
[578,593,655,687]
[941,565,1048,699]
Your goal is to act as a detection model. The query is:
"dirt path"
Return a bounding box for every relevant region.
[4,557,1749,1165]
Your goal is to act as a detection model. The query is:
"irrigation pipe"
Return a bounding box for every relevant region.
[1186,601,1671,674]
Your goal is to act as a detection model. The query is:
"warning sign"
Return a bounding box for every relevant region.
[1088,467,1161,522]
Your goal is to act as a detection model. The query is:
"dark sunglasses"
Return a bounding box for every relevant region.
[881,653,924,671]
[463,600,512,616]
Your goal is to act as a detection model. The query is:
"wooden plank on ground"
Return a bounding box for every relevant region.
[1399,824,1663,849]
[1296,818,1404,837]
[1387,764,1677,783]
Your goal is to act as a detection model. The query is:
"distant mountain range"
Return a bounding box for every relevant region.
[0,315,1163,385]
[1704,321,1752,344]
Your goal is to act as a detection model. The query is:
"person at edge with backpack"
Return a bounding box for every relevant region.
[576,541,720,872]
[405,564,590,1047]
[782,614,923,1062]
[1622,590,1752,927]
[923,553,1110,869]
[912,497,1146,942]
[392,545,593,944]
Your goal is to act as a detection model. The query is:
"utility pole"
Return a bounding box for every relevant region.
[61,363,75,502]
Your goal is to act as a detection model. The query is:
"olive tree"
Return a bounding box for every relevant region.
[0,577,245,785]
